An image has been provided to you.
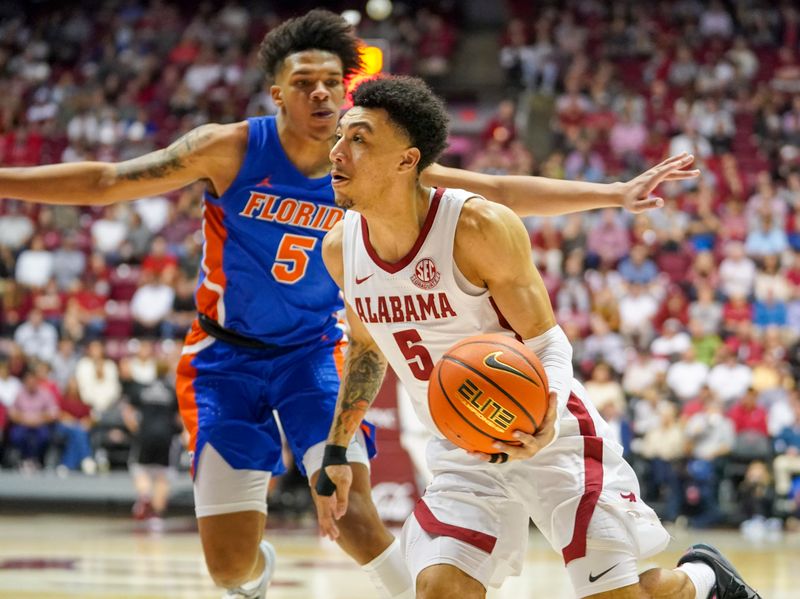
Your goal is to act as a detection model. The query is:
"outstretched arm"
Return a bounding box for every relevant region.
[0,122,246,205]
[314,223,388,539]
[422,153,699,217]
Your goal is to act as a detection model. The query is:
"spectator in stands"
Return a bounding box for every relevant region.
[722,293,755,336]
[639,402,685,523]
[746,214,789,258]
[586,208,630,266]
[684,396,735,527]
[707,348,753,405]
[753,289,788,330]
[746,171,789,231]
[480,99,517,149]
[688,318,722,366]
[618,282,659,347]
[140,235,178,276]
[618,244,659,286]
[582,315,628,375]
[751,352,783,395]
[564,136,605,183]
[122,360,181,528]
[774,393,800,499]
[689,284,722,335]
[652,286,690,331]
[0,359,22,412]
[599,402,633,457]
[130,268,176,338]
[729,387,769,437]
[584,362,625,413]
[53,376,95,474]
[623,350,668,399]
[14,234,53,289]
[738,461,777,539]
[667,347,710,403]
[50,338,79,392]
[51,232,85,291]
[75,340,121,421]
[8,370,59,469]
[631,385,673,437]
[725,320,763,366]
[0,201,34,251]
[13,308,58,364]
[650,318,691,362]
[129,340,157,385]
[669,120,711,160]
[755,253,792,303]
[719,241,756,299]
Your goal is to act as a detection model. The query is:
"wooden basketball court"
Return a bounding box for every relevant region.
[0,514,797,598]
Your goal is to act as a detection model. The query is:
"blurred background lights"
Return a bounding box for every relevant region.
[365,0,393,21]
[341,9,362,27]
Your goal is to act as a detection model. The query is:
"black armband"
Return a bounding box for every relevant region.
[315,444,349,496]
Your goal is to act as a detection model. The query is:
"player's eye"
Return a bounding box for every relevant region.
[352,135,363,143]
[326,79,341,87]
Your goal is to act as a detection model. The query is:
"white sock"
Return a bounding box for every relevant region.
[361,539,414,599]
[227,560,267,598]
[677,562,716,599]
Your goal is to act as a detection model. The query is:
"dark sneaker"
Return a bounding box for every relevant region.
[677,543,762,599]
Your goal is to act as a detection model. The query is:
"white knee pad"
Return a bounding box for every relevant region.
[193,443,271,518]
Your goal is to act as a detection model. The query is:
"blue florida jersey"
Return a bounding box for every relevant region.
[196,116,344,345]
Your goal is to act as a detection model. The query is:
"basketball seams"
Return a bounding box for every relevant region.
[451,338,548,391]
[442,355,540,431]
[431,361,499,449]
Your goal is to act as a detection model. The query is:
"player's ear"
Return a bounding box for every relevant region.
[398,148,420,174]
[270,84,283,108]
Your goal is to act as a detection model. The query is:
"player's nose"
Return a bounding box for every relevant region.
[330,138,345,163]
[310,80,330,100]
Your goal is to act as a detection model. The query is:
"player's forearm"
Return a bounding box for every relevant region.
[422,164,626,217]
[327,339,387,446]
[0,162,120,205]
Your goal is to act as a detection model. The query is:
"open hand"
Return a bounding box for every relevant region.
[312,464,352,540]
[620,153,700,213]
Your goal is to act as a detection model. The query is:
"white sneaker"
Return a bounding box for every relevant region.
[222,540,276,599]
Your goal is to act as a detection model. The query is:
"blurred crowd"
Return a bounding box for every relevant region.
[486,0,800,534]
[0,0,799,532]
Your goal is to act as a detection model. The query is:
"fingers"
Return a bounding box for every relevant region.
[541,391,559,427]
[664,169,701,180]
[630,197,664,212]
[316,496,341,540]
[334,485,350,520]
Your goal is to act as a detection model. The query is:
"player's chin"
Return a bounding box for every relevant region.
[333,191,354,209]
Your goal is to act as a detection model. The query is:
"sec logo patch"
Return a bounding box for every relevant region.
[411,258,440,290]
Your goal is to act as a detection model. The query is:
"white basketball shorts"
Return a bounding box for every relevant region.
[400,382,670,598]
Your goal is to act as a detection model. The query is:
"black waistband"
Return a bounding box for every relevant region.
[197,313,278,350]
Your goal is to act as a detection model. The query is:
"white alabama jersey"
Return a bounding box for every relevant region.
[342,187,514,437]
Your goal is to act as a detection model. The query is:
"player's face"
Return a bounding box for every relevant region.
[272,51,345,141]
[329,107,417,209]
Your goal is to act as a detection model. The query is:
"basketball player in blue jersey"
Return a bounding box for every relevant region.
[0,9,707,599]
[315,76,760,599]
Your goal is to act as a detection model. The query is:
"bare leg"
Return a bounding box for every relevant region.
[198,511,266,589]
[416,564,485,599]
[584,568,695,599]
[151,470,170,514]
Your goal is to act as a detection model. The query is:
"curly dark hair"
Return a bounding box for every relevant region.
[351,76,449,172]
[258,9,363,80]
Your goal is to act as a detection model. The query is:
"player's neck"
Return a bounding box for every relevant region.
[276,114,334,179]
[361,182,432,264]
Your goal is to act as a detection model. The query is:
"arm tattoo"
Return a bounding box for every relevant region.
[115,127,210,181]
[329,341,387,445]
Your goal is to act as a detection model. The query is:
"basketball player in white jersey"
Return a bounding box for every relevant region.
[313,76,760,599]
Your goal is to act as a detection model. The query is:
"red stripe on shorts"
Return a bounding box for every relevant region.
[413,498,497,554]
[562,393,604,565]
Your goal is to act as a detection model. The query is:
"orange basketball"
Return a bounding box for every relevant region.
[428,333,549,455]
